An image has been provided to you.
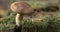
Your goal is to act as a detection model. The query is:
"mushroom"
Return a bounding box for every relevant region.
[10,1,33,32]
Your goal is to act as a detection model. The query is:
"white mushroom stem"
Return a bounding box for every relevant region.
[16,13,23,26]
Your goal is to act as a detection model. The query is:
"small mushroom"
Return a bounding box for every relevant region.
[10,1,33,32]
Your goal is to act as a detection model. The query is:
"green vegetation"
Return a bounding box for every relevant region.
[0,12,60,32]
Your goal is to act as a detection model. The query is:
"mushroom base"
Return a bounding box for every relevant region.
[14,25,22,32]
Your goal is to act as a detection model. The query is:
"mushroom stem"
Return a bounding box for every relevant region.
[15,13,24,32]
[16,13,23,26]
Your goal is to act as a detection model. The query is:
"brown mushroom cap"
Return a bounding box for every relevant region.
[10,1,33,15]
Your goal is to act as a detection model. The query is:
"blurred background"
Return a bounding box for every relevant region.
[0,0,60,32]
